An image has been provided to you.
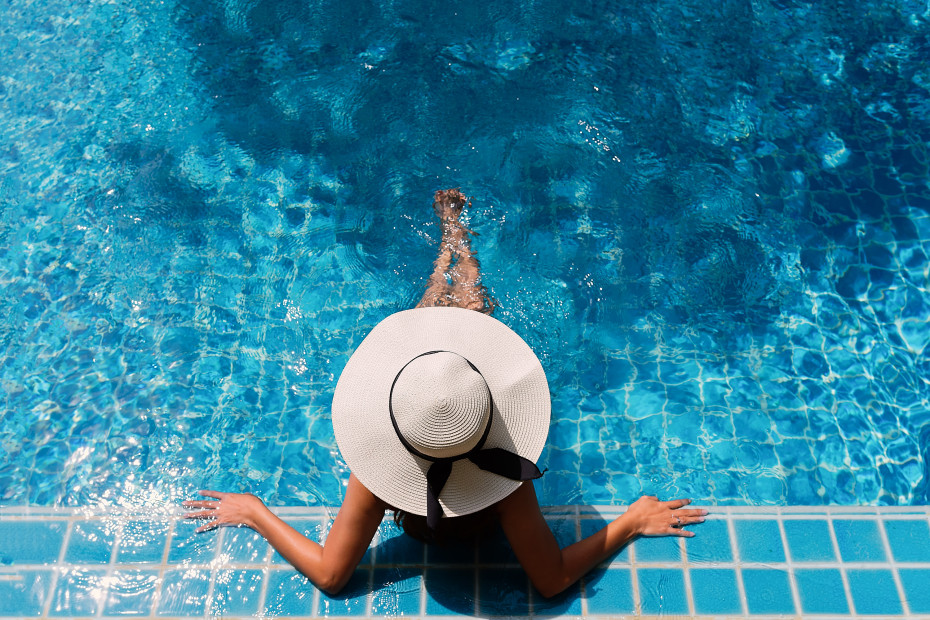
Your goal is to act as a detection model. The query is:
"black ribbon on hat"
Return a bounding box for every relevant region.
[388,351,543,529]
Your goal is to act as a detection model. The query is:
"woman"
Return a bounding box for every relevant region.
[183,189,706,598]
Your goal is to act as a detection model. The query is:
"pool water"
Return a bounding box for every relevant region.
[0,0,928,513]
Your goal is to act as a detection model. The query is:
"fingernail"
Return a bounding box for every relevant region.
[699,517,706,523]
[701,509,709,515]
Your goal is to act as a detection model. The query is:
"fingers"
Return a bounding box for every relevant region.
[181,500,220,509]
[198,490,226,500]
[665,498,691,509]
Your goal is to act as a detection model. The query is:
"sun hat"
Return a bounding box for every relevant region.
[332,306,550,527]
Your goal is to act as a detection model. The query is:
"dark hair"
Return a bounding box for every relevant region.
[393,506,497,545]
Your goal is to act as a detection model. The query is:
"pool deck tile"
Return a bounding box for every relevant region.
[0,504,928,618]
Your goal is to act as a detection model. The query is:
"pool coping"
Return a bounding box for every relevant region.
[2,504,930,619]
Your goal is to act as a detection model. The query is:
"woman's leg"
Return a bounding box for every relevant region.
[416,189,496,315]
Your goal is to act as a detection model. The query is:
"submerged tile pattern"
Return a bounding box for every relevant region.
[1,506,929,618]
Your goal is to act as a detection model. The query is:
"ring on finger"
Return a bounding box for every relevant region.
[675,516,682,527]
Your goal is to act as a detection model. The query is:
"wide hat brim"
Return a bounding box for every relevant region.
[332,307,550,517]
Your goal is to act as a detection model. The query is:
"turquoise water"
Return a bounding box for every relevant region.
[0,0,928,511]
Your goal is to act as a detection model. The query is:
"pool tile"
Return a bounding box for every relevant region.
[0,569,53,616]
[210,569,264,616]
[685,518,732,562]
[795,568,849,614]
[221,526,270,563]
[48,568,106,617]
[263,569,316,617]
[102,570,159,616]
[690,568,741,614]
[0,522,66,564]
[371,567,421,616]
[374,522,425,565]
[633,537,681,562]
[734,519,785,562]
[899,569,930,613]
[116,521,169,563]
[156,568,211,616]
[424,568,476,615]
[846,569,902,615]
[476,526,518,564]
[64,521,115,564]
[318,569,369,616]
[741,568,795,614]
[532,579,582,615]
[783,520,836,561]
[637,568,688,615]
[884,519,930,562]
[477,568,528,616]
[585,568,634,614]
[833,519,887,562]
[166,522,218,564]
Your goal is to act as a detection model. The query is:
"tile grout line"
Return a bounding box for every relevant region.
[202,526,224,619]
[629,530,640,616]
[728,506,749,618]
[574,507,589,619]
[827,514,856,616]
[876,517,910,617]
[40,517,73,619]
[776,507,803,616]
[679,534,695,618]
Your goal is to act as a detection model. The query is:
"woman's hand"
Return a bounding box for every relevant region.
[182,490,270,533]
[624,495,707,537]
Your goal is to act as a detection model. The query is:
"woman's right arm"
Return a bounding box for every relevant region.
[183,474,387,595]
[497,482,706,598]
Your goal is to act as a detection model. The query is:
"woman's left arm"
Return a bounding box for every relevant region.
[497,482,706,598]
[183,474,387,595]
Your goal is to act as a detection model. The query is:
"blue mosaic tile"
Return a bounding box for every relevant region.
[899,569,930,613]
[0,522,65,564]
[371,567,421,616]
[847,569,902,615]
[102,570,159,616]
[795,568,849,614]
[221,526,270,563]
[637,568,688,615]
[532,579,582,615]
[48,568,106,617]
[633,537,681,562]
[783,520,836,561]
[374,522,425,565]
[425,538,475,565]
[741,568,795,615]
[477,568,528,616]
[833,519,886,562]
[0,569,53,617]
[476,526,518,564]
[64,521,115,564]
[884,519,930,562]
[116,521,169,563]
[263,569,316,617]
[156,568,211,616]
[166,522,218,564]
[585,568,634,614]
[424,568,476,616]
[210,569,263,616]
[734,519,785,563]
[318,569,369,617]
[547,517,577,548]
[690,568,741,614]
[685,518,732,562]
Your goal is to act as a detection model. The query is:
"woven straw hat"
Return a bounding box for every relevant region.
[332,307,550,521]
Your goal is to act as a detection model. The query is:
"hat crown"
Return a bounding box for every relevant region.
[390,352,491,460]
